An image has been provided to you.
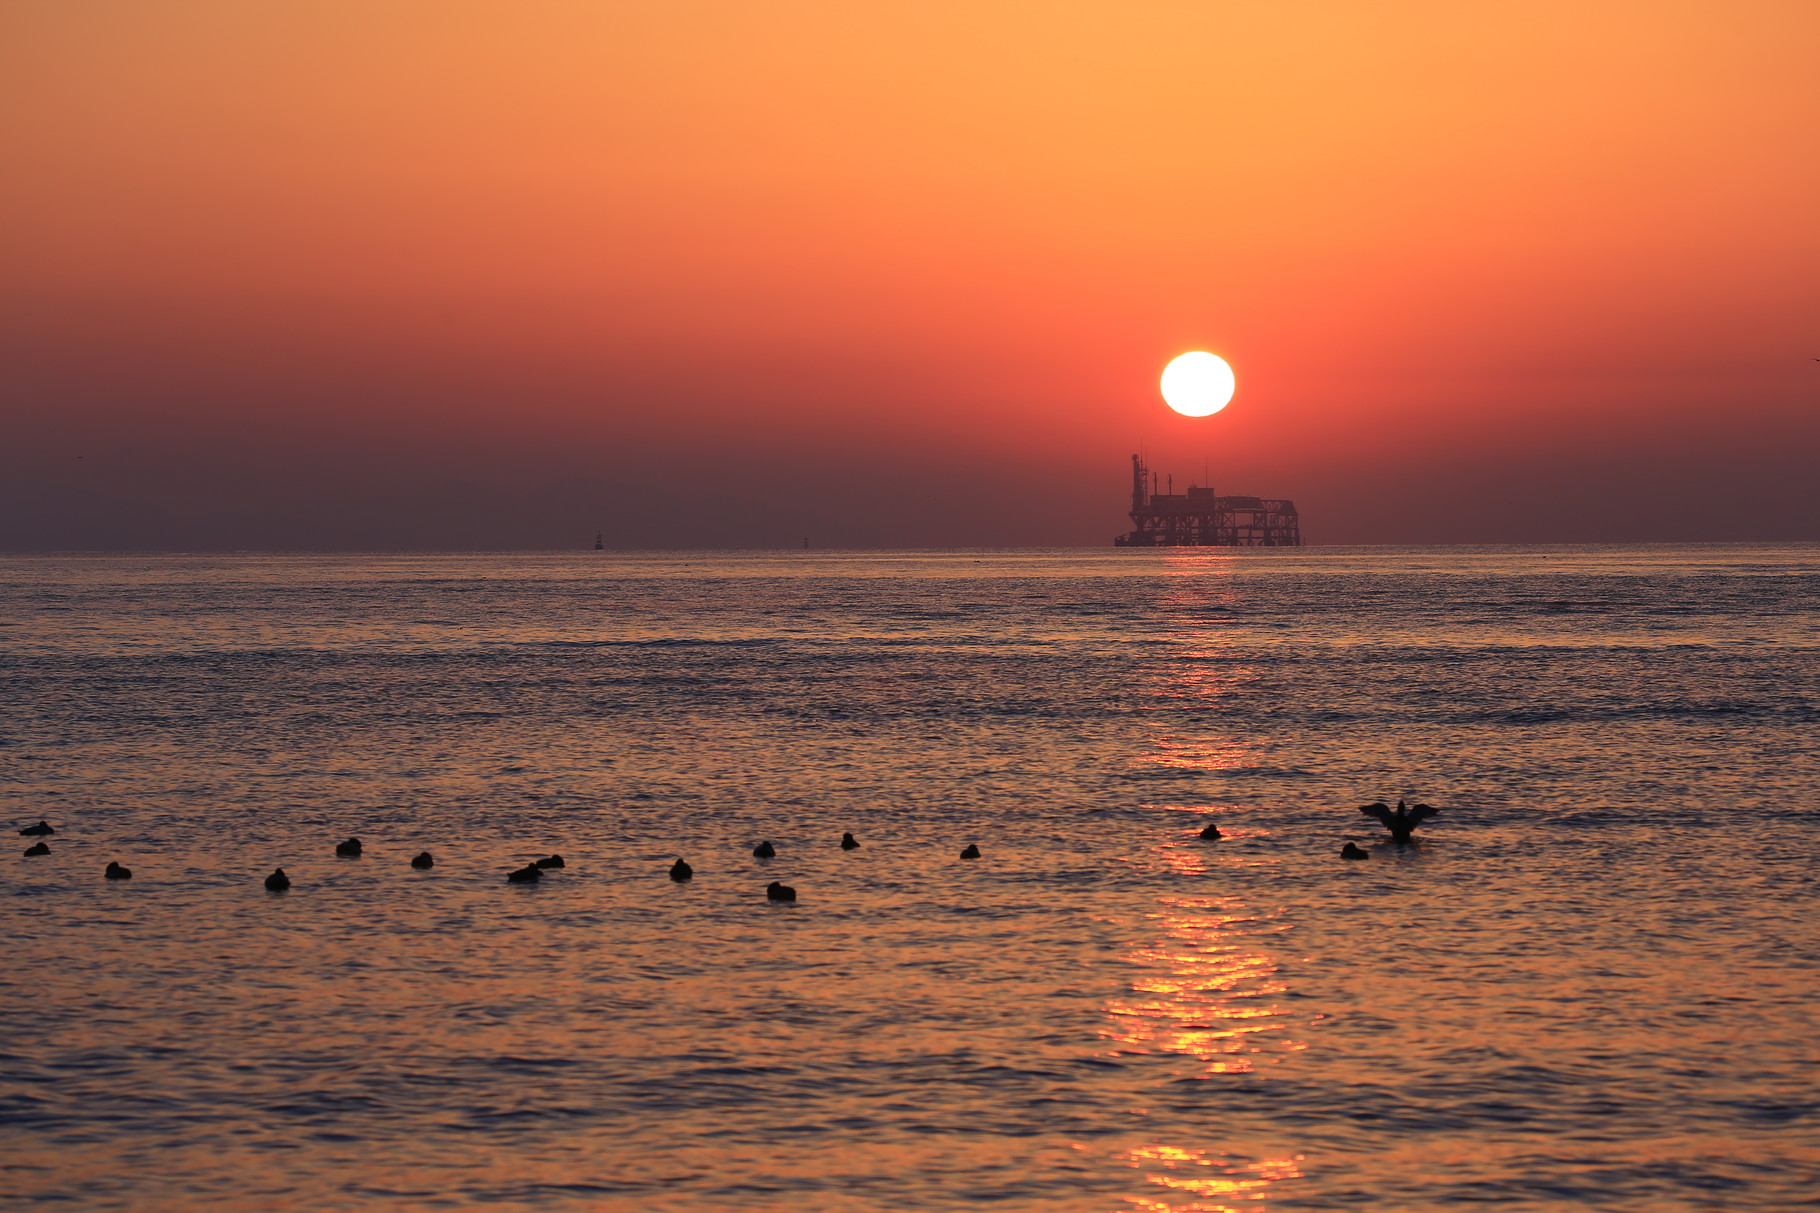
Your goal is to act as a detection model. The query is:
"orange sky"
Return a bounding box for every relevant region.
[4,0,1817,546]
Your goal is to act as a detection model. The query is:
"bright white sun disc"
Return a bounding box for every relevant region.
[1160,351,1235,417]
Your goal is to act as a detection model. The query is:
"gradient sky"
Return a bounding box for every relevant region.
[4,0,1816,548]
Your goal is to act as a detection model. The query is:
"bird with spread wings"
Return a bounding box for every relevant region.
[1358,799,1439,843]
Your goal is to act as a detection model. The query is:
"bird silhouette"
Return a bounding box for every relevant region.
[960,844,981,859]
[752,841,776,858]
[534,854,565,870]
[840,833,860,850]
[1341,842,1370,860]
[506,864,542,883]
[335,837,363,858]
[23,842,50,857]
[105,861,132,879]
[669,857,694,881]
[766,881,796,901]
[410,852,434,869]
[1358,800,1439,843]
[264,868,291,891]
[18,821,55,837]
[1199,823,1222,840]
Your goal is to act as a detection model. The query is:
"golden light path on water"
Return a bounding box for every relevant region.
[1103,550,1305,1212]
[9,548,1820,1210]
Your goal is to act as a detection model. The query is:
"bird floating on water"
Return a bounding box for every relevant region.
[335,837,363,858]
[670,858,693,881]
[410,851,434,869]
[840,833,859,850]
[766,881,796,902]
[23,841,50,857]
[1341,842,1370,860]
[535,854,565,870]
[105,861,132,879]
[19,821,55,837]
[1199,823,1222,840]
[960,844,981,859]
[752,841,776,859]
[506,864,542,883]
[1358,800,1439,843]
[264,868,291,891]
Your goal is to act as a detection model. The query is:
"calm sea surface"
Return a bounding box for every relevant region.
[2,546,1817,1212]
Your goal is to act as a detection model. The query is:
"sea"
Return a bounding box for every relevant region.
[2,545,1817,1212]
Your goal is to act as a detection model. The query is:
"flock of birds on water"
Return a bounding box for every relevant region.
[14,802,1441,899]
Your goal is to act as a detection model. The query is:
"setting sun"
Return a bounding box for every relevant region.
[1160,352,1236,417]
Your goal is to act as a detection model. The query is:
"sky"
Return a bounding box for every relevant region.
[3,0,1816,548]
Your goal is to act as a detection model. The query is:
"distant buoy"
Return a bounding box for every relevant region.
[410,852,434,869]
[766,881,796,902]
[335,837,363,858]
[264,868,291,890]
[752,841,776,859]
[960,844,981,860]
[105,861,132,880]
[840,833,859,850]
[670,858,694,881]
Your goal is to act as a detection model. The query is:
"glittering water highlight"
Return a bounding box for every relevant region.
[3,546,1817,1210]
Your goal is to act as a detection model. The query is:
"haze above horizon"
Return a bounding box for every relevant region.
[4,0,1816,549]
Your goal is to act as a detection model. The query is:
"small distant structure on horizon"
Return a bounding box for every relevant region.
[1113,455,1301,547]
[593,531,604,550]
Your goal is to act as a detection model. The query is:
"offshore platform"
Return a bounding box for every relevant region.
[1113,455,1301,546]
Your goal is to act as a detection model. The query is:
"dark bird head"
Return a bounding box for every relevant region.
[105,861,132,879]
[669,858,694,881]
[752,841,776,859]
[960,843,981,859]
[410,852,434,869]
[840,833,859,850]
[766,881,797,901]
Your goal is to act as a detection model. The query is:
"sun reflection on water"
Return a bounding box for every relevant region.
[1140,551,1254,777]
[1102,892,1306,1210]
[1120,1147,1305,1213]
[1109,549,1305,1211]
[1103,898,1296,1075]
